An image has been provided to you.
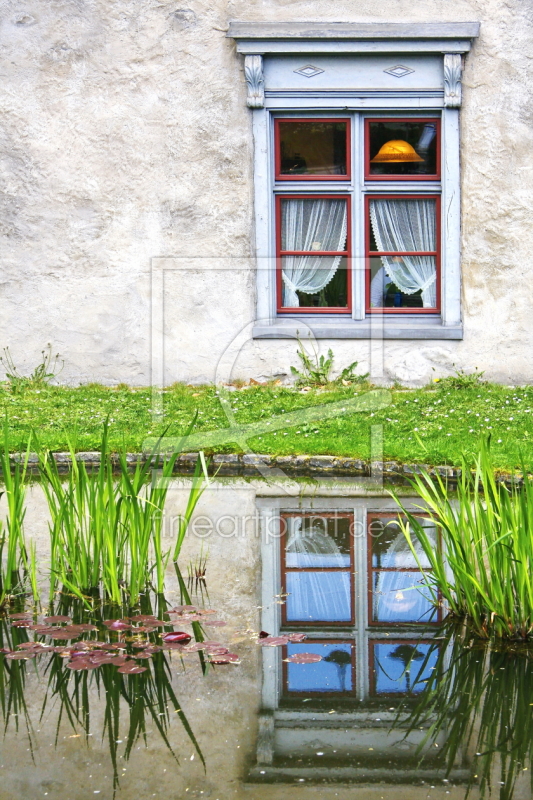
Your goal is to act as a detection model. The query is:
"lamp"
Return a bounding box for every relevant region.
[371,139,424,163]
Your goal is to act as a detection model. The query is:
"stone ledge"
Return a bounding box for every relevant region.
[2,451,523,487]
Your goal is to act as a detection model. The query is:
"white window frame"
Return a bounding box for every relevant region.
[228,22,480,340]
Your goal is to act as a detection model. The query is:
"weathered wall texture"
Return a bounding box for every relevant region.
[0,0,532,386]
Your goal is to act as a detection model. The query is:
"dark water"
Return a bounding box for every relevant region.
[1,503,532,800]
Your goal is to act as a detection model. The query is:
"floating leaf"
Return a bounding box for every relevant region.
[44,615,72,623]
[258,636,290,646]
[162,631,192,644]
[203,620,226,627]
[208,653,240,665]
[285,653,323,664]
[5,651,33,660]
[117,663,147,674]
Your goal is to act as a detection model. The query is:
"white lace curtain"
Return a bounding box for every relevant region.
[281,199,347,307]
[369,199,437,308]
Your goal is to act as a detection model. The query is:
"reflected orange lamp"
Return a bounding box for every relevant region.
[371,139,424,163]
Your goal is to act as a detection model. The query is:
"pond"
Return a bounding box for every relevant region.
[0,476,532,800]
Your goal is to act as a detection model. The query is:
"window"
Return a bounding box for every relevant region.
[283,639,355,695]
[280,512,354,625]
[367,512,440,625]
[229,23,479,339]
[367,194,440,312]
[275,118,351,180]
[369,639,439,696]
[274,115,442,315]
[269,505,442,703]
[276,195,351,312]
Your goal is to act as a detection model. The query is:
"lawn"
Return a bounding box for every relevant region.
[1,379,533,470]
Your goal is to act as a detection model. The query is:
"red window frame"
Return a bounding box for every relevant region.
[364,117,441,182]
[276,194,352,314]
[367,512,442,627]
[368,637,440,697]
[274,117,351,182]
[280,511,355,627]
[282,638,356,697]
[365,193,441,315]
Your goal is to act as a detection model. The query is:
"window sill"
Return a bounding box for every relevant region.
[253,316,463,339]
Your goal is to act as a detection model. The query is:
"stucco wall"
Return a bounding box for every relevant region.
[0,0,532,386]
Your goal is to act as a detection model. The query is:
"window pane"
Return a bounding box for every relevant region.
[370,517,436,569]
[285,515,351,568]
[286,642,353,693]
[372,571,436,623]
[368,120,438,176]
[281,256,348,308]
[369,256,436,309]
[369,199,436,253]
[286,571,352,622]
[371,642,438,695]
[281,198,347,252]
[279,121,348,176]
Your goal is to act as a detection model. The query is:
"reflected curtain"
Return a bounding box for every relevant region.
[369,199,437,308]
[281,199,347,307]
[286,517,351,621]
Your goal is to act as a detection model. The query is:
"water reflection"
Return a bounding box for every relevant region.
[285,642,354,694]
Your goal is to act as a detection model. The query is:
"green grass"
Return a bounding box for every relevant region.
[0,380,532,469]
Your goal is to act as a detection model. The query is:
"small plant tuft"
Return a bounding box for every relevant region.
[0,344,63,393]
[433,365,486,390]
[290,337,368,387]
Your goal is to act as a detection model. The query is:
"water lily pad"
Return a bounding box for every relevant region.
[11,619,32,628]
[66,660,91,670]
[258,636,290,646]
[9,613,32,619]
[203,620,226,627]
[44,616,72,623]
[285,653,323,664]
[204,645,229,656]
[209,653,240,665]
[287,633,308,643]
[109,656,129,666]
[117,663,147,674]
[162,632,191,644]
[5,651,34,659]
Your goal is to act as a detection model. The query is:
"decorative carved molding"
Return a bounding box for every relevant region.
[294,64,324,78]
[384,64,415,78]
[244,54,264,108]
[443,53,462,108]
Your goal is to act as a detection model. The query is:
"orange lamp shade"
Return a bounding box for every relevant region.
[370,139,424,163]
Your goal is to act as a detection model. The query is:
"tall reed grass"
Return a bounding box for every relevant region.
[36,422,209,606]
[401,626,533,800]
[394,440,533,639]
[0,420,37,608]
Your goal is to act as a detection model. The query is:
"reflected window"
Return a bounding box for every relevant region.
[285,641,355,694]
[368,514,439,624]
[366,119,439,178]
[370,640,439,695]
[281,513,354,624]
[276,119,350,179]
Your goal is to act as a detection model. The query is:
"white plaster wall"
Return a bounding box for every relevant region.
[0,0,532,386]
